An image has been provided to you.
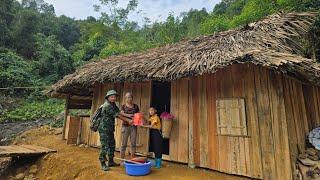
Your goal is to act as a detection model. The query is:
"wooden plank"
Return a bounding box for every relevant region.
[89,84,104,147]
[206,74,218,169]
[19,145,56,152]
[137,82,151,155]
[302,85,317,129]
[289,79,305,153]
[199,76,208,167]
[178,78,189,163]
[67,116,81,144]
[316,87,320,126]
[215,68,229,173]
[188,77,195,168]
[62,96,70,140]
[230,66,240,175]
[268,71,292,180]
[245,64,263,179]
[254,67,276,179]
[190,77,200,165]
[313,86,320,127]
[80,117,90,144]
[64,116,70,140]
[295,82,309,136]
[283,77,300,172]
[0,145,56,157]
[89,84,100,147]
[170,80,179,162]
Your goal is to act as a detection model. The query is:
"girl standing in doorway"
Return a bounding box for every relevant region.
[149,107,163,168]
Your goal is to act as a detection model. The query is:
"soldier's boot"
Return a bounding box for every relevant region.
[100,161,110,171]
[108,156,120,167]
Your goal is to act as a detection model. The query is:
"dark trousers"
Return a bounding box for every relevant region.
[98,130,115,162]
[150,129,163,159]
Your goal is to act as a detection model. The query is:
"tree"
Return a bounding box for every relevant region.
[12,8,41,58]
[95,0,138,26]
[55,15,81,49]
[179,8,209,37]
[0,0,17,47]
[34,34,74,83]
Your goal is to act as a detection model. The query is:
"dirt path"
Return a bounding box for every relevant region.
[2,126,251,180]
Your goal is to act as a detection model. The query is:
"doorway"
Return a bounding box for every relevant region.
[150,81,171,155]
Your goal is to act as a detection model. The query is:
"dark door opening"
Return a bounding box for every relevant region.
[150,81,171,155]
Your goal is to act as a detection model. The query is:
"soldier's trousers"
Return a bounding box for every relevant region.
[98,130,115,162]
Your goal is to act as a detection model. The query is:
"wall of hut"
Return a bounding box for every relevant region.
[73,63,320,179]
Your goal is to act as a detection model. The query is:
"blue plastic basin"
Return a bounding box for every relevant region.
[124,161,151,176]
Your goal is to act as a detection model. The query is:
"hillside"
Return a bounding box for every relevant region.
[0,0,319,125]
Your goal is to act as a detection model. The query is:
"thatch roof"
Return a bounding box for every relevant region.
[49,12,320,98]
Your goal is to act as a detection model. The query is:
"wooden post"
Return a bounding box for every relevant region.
[62,95,70,140]
[188,78,195,168]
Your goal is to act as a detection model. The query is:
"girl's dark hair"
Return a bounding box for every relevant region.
[150,107,157,112]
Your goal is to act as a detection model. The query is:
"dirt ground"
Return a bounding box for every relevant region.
[1,126,251,180]
[0,119,51,146]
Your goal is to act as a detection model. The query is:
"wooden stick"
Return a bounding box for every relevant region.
[113,157,145,164]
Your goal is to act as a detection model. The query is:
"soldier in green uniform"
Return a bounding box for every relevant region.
[99,90,133,171]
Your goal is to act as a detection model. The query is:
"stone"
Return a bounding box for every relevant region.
[29,164,38,174]
[54,129,62,135]
[14,173,25,180]
[78,144,85,148]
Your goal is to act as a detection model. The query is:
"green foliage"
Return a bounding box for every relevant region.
[200,15,230,34]
[0,0,319,123]
[0,99,64,123]
[12,8,41,58]
[0,0,17,47]
[34,34,74,83]
[229,0,275,28]
[0,51,34,88]
[55,15,80,49]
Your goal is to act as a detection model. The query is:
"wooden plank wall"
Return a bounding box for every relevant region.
[79,117,90,145]
[188,64,296,179]
[76,64,320,179]
[86,82,151,154]
[170,79,189,163]
[120,82,151,154]
[66,116,81,144]
[284,78,320,175]
[88,83,122,147]
[169,65,264,178]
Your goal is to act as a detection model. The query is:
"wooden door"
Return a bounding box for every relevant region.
[66,116,81,144]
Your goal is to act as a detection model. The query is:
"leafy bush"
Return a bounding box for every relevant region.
[0,99,64,123]
[0,51,34,88]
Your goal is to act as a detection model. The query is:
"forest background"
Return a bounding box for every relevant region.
[0,0,319,124]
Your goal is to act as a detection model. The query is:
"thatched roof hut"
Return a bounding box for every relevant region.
[56,12,320,179]
[48,11,320,98]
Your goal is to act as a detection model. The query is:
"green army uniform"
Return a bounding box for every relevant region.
[98,90,120,171]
